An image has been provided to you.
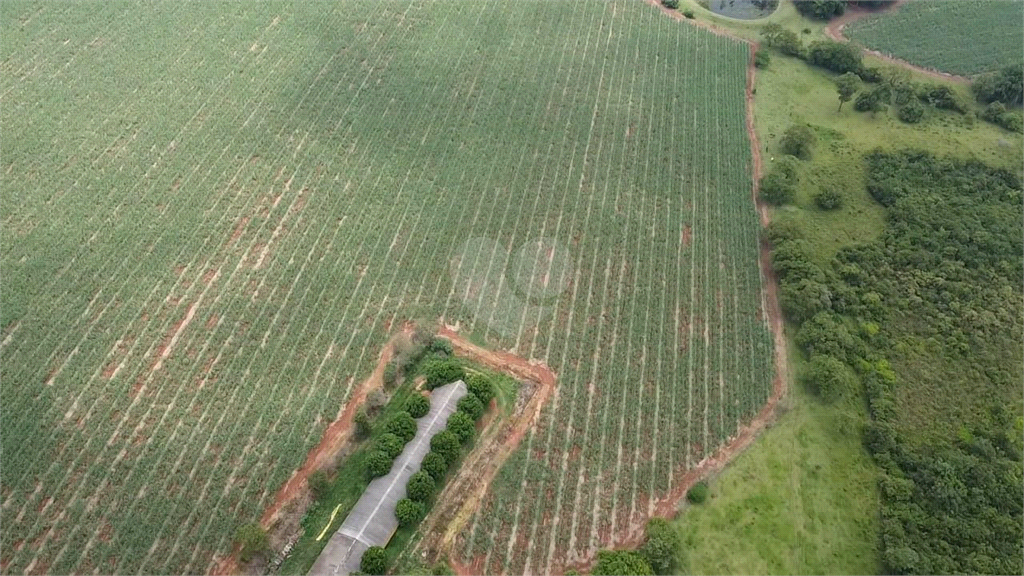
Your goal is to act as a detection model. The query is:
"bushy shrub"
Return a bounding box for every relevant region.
[446,411,476,444]
[917,84,966,113]
[592,550,654,576]
[360,546,387,575]
[427,337,453,357]
[661,0,679,8]
[640,518,680,575]
[754,50,771,69]
[365,389,387,416]
[682,9,695,18]
[307,469,331,501]
[805,40,861,74]
[779,124,816,159]
[421,451,448,481]
[466,374,495,405]
[854,87,887,113]
[897,100,924,124]
[386,411,417,443]
[354,408,372,439]
[234,522,270,562]
[686,481,710,504]
[814,188,843,210]
[377,432,405,460]
[456,393,485,421]
[802,354,857,403]
[406,394,431,418]
[430,430,461,465]
[406,470,435,502]
[367,450,394,478]
[382,361,398,389]
[395,498,425,527]
[423,358,465,390]
[857,65,883,83]
[759,172,796,206]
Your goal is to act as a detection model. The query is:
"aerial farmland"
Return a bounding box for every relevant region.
[3,1,1021,576]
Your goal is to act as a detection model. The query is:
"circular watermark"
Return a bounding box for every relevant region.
[449,236,573,339]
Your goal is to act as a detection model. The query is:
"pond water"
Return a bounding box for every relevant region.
[705,0,778,20]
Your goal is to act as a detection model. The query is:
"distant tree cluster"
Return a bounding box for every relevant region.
[766,151,1024,575]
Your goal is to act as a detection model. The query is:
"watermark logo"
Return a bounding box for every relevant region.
[449,236,573,340]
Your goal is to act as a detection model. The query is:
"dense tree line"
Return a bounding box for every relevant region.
[793,0,896,20]
[765,151,1024,574]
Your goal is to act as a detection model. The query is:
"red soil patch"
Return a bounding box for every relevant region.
[173,265,185,276]
[682,224,692,247]
[202,268,217,285]
[98,522,113,543]
[205,314,218,331]
[824,0,969,84]
[212,328,415,576]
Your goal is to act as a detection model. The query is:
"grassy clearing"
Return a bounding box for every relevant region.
[845,0,1024,77]
[674,380,881,575]
[753,55,1022,264]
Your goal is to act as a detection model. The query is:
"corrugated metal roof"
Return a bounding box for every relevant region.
[309,380,468,576]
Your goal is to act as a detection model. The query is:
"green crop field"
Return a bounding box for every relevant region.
[844,0,1024,76]
[0,1,772,574]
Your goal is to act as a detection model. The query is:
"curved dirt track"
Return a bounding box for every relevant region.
[824,1,970,83]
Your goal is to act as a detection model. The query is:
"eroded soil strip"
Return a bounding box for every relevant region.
[212,327,413,575]
[417,325,557,573]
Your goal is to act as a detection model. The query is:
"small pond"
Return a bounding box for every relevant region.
[704,0,779,20]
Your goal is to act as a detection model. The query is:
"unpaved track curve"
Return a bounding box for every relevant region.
[824,1,970,84]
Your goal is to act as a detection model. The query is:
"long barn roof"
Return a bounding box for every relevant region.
[309,379,468,576]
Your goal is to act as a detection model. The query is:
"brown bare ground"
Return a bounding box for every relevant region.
[682,224,692,247]
[211,327,414,576]
[412,325,557,571]
[132,301,199,396]
[823,0,970,84]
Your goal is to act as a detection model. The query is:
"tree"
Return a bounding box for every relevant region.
[395,498,425,527]
[360,546,387,575]
[386,411,417,443]
[422,358,466,390]
[367,450,394,478]
[377,432,405,460]
[779,124,816,159]
[466,373,494,405]
[307,469,331,501]
[421,450,448,482]
[687,481,710,504]
[406,394,431,419]
[806,40,862,74]
[234,522,269,562]
[592,550,654,576]
[446,411,476,444]
[430,430,461,465]
[354,407,372,439]
[639,518,680,575]
[406,470,435,502]
[456,393,485,421]
[759,172,796,205]
[814,187,843,210]
[835,72,860,111]
[780,278,833,323]
[802,354,857,403]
